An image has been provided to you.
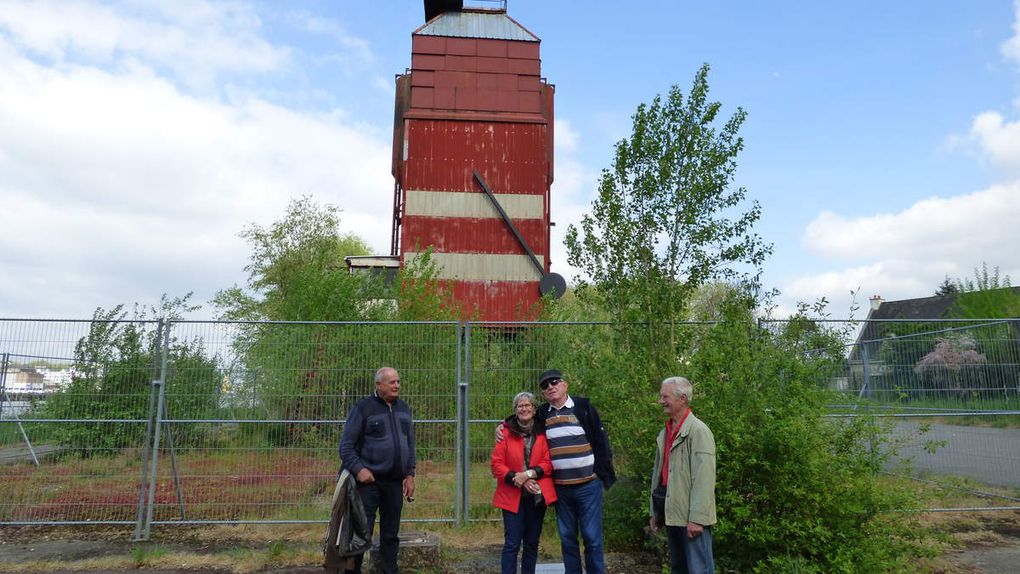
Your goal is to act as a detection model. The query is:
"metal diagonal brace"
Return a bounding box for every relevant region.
[472,170,545,278]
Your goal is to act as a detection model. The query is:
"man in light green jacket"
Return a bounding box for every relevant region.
[649,376,716,574]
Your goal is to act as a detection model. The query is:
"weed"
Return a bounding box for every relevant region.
[130,544,166,567]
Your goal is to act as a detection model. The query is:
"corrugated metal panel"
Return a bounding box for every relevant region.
[402,216,549,256]
[451,281,543,321]
[405,252,543,282]
[404,190,544,219]
[402,120,549,193]
[415,11,539,42]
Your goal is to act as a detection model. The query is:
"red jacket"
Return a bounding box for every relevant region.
[491,429,557,512]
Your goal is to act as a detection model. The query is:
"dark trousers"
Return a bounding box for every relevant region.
[666,524,714,574]
[501,495,547,574]
[347,477,404,574]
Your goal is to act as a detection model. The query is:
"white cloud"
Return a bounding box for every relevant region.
[548,118,596,283]
[786,182,1020,309]
[0,0,287,90]
[1000,0,1020,65]
[804,184,1020,262]
[969,111,1020,173]
[0,2,393,318]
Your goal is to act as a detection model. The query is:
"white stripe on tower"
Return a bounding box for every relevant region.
[404,252,544,282]
[404,190,544,220]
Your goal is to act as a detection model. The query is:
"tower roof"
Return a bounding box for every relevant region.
[415,9,539,42]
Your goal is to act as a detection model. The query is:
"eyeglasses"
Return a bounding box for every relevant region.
[540,378,563,391]
[515,403,535,410]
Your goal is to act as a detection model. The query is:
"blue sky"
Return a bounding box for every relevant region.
[2,0,1019,319]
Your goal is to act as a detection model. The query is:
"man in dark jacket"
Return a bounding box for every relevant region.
[339,367,416,574]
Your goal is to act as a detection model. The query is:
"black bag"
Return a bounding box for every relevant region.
[651,484,667,527]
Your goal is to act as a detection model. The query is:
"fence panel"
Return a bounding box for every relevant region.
[4,317,1019,530]
[764,318,1020,496]
[462,322,617,521]
[142,320,461,534]
[0,318,158,525]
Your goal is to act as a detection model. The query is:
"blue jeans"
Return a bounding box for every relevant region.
[554,478,604,574]
[666,524,714,574]
[501,495,547,574]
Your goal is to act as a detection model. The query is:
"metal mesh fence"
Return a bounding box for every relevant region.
[145,321,461,534]
[763,318,1020,501]
[3,318,1018,533]
[0,319,155,524]
[461,321,618,521]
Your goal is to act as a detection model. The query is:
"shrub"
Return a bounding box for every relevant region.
[544,296,933,571]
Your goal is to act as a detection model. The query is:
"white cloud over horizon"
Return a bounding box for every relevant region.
[0,1,393,318]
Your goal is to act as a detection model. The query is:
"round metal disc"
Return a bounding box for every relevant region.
[539,273,567,299]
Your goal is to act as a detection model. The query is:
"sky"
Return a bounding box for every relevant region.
[2,0,1020,320]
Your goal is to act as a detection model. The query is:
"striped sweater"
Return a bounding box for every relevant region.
[543,398,597,485]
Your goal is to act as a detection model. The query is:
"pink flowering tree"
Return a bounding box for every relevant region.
[914,335,987,399]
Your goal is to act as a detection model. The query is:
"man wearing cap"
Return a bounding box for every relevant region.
[500,369,615,574]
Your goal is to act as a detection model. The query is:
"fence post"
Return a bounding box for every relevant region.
[858,343,871,402]
[133,320,164,540]
[0,352,8,421]
[453,322,463,527]
[458,321,472,525]
[142,319,172,540]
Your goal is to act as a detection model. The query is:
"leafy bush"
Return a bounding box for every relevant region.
[541,296,933,571]
[38,301,222,456]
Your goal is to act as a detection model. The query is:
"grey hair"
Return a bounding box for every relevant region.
[375,366,396,383]
[513,391,537,409]
[661,376,693,402]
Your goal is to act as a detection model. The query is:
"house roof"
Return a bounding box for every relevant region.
[866,294,958,321]
[851,287,1020,361]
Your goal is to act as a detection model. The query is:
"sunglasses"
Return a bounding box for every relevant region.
[540,378,563,391]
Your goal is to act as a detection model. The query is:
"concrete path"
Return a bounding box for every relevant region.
[889,422,1020,488]
[953,542,1020,574]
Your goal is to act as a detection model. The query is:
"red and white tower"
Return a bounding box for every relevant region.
[390,1,560,321]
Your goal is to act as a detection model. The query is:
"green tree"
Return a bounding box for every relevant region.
[212,196,459,445]
[944,263,1020,399]
[949,262,1020,319]
[565,63,771,372]
[40,295,221,456]
[689,297,926,573]
[934,276,959,297]
[213,195,380,322]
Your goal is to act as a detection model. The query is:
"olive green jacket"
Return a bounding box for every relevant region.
[649,412,717,527]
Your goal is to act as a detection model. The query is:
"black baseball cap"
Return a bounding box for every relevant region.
[539,369,563,386]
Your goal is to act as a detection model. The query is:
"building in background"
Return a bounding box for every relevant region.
[379,0,561,321]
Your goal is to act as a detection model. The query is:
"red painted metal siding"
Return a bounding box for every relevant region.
[451,281,544,321]
[392,19,554,321]
[409,36,541,115]
[402,120,548,193]
[402,216,549,256]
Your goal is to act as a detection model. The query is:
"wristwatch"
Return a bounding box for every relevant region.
[525,469,535,479]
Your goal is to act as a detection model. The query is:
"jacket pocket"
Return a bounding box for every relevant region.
[367,419,386,438]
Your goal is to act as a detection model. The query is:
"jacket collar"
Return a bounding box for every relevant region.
[670,411,696,446]
[548,395,574,411]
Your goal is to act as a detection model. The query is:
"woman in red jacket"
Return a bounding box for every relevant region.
[491,391,557,574]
